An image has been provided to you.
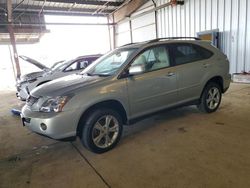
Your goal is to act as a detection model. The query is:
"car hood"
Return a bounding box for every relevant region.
[31,74,106,97]
[19,55,49,70]
[19,71,44,82]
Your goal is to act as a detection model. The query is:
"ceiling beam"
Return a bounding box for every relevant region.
[0,22,115,26]
[6,0,21,79]
[112,0,147,23]
[35,0,123,7]
[2,4,114,15]
[0,11,107,17]
[6,0,12,22]
[13,0,25,11]
[0,27,50,33]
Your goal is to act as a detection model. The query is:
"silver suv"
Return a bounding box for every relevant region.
[21,38,231,153]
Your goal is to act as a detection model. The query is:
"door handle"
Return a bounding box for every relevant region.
[167,72,175,77]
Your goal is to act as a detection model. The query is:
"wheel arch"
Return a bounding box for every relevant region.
[200,76,224,100]
[204,76,223,91]
[76,100,128,136]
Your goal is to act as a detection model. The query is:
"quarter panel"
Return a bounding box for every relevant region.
[176,58,214,102]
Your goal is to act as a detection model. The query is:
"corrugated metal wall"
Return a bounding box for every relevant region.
[156,0,250,74]
[115,0,250,74]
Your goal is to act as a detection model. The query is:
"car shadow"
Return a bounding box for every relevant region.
[122,105,201,139]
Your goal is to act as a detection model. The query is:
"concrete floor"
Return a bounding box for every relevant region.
[0,83,250,188]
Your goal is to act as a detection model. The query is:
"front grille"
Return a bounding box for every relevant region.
[26,95,38,106]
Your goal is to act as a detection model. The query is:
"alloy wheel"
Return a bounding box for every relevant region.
[206,87,221,110]
[92,115,119,148]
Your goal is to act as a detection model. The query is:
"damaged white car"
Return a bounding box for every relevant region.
[16,54,101,100]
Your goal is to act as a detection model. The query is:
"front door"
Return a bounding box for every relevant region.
[126,45,178,119]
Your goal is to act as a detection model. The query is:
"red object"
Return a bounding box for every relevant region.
[170,0,177,6]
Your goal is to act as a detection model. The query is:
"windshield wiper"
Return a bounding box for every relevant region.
[95,74,111,77]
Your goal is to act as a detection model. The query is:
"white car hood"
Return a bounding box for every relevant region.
[31,74,106,97]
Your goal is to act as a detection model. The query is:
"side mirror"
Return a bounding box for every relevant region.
[129,64,145,75]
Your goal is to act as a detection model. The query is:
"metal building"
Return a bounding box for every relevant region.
[115,0,250,74]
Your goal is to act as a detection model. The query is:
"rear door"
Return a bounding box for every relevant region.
[126,45,178,118]
[170,43,213,102]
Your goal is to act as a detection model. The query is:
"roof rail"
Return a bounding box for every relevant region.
[147,37,201,43]
[121,42,138,47]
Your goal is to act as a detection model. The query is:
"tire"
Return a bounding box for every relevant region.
[80,108,123,153]
[197,82,222,113]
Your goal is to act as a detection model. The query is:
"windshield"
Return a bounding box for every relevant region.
[50,60,73,72]
[81,48,137,76]
[50,61,65,70]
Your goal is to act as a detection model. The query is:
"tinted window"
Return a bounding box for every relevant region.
[173,44,203,65]
[195,45,213,59]
[131,46,170,73]
[172,43,213,66]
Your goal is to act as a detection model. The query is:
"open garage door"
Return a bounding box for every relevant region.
[115,1,156,46]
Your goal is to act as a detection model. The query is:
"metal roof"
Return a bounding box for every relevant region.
[0,0,126,17]
[0,0,126,44]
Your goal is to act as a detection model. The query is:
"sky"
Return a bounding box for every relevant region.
[0,15,111,90]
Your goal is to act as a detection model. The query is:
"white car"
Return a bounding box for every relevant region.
[16,54,101,100]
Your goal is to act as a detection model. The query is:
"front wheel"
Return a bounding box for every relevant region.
[197,82,222,113]
[80,108,123,153]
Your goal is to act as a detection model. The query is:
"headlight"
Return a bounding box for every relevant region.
[39,96,71,113]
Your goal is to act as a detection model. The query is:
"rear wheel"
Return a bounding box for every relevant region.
[198,82,222,113]
[80,108,123,153]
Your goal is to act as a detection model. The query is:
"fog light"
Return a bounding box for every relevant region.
[40,123,47,131]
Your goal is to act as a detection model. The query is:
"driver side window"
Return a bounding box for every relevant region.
[131,46,170,73]
[64,62,78,72]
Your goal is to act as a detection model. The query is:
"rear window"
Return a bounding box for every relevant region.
[196,45,213,59]
[172,43,213,65]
